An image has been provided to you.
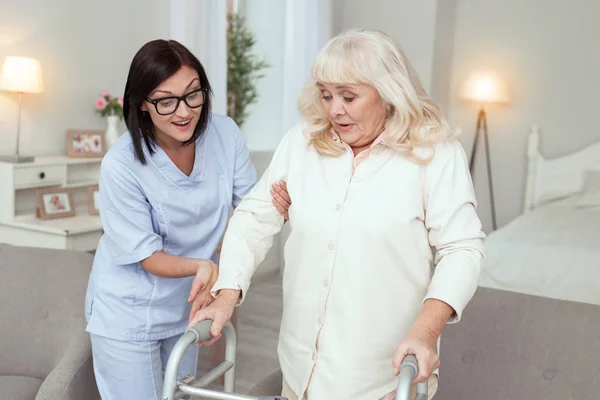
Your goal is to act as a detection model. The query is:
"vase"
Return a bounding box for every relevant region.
[105,115,121,150]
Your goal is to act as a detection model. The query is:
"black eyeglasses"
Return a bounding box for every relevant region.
[144,88,207,115]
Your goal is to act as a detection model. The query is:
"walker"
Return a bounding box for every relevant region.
[161,320,427,400]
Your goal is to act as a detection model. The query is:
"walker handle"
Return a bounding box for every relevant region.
[395,355,428,400]
[186,319,214,343]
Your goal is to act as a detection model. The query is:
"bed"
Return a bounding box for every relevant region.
[478,125,600,305]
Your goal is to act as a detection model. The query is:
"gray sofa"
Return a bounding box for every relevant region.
[249,287,600,399]
[0,244,99,400]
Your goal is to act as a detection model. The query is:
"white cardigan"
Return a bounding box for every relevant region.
[212,123,485,399]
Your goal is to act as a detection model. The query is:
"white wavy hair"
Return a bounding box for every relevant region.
[297,28,458,163]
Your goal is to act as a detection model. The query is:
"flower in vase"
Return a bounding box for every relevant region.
[96,96,108,110]
[95,90,124,120]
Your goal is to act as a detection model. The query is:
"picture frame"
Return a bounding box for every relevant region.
[87,184,100,215]
[66,129,106,157]
[36,187,76,220]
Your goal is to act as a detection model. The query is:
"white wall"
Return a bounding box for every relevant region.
[429,0,457,113]
[0,0,170,158]
[334,0,439,94]
[447,0,600,231]
[237,0,286,151]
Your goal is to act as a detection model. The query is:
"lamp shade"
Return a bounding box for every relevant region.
[459,71,509,103]
[0,56,44,93]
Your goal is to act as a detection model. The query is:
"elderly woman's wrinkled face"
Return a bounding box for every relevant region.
[318,82,387,152]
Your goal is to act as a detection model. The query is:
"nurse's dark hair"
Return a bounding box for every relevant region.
[123,39,212,164]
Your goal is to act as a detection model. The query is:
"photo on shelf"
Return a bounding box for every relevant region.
[36,187,76,220]
[87,184,100,215]
[66,129,106,157]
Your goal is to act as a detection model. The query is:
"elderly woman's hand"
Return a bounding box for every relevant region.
[270,181,291,221]
[188,289,240,346]
[392,324,440,383]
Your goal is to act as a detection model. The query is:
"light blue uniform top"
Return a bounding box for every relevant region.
[85,113,256,341]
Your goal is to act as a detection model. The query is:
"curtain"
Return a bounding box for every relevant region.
[280,0,332,135]
[170,0,228,115]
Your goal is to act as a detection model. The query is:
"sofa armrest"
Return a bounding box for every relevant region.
[35,332,99,400]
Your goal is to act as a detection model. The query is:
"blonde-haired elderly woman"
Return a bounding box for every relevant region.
[190,29,485,400]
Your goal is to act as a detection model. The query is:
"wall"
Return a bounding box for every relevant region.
[0,0,170,158]
[430,0,457,113]
[333,0,439,94]
[447,0,600,231]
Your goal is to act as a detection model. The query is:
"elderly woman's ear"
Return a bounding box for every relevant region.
[386,104,394,117]
[270,181,291,221]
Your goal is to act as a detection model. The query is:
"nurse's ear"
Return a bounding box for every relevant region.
[140,104,152,118]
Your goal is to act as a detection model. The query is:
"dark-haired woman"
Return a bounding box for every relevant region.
[84,39,288,399]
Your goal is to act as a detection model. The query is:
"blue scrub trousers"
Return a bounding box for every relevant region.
[90,333,198,400]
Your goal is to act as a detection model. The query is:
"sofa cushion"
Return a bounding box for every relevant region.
[436,287,600,400]
[0,375,43,400]
[0,244,93,378]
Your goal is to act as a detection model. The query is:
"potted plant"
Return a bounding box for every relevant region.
[227,13,269,128]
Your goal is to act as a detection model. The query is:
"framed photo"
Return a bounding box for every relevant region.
[87,184,100,215]
[36,187,76,220]
[67,129,106,157]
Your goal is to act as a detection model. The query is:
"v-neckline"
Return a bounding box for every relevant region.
[163,143,196,177]
[146,133,207,188]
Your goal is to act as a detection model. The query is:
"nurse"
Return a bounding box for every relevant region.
[84,39,287,399]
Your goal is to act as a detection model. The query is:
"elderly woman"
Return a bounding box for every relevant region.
[190,29,485,399]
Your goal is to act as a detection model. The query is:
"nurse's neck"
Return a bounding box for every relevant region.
[154,130,191,153]
[154,129,196,176]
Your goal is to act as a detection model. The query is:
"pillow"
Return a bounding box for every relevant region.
[575,166,600,208]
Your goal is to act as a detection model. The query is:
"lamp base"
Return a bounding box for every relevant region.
[468,107,497,231]
[0,154,35,163]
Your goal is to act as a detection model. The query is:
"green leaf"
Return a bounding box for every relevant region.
[226,13,270,128]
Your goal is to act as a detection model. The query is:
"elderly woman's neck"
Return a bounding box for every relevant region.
[350,143,373,156]
[349,129,384,156]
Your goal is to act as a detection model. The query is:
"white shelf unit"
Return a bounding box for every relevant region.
[0,156,103,251]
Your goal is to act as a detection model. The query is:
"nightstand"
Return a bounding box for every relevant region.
[0,156,103,251]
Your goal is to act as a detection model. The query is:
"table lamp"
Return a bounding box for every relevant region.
[459,71,510,230]
[0,56,44,163]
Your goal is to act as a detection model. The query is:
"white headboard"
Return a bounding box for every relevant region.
[524,125,600,212]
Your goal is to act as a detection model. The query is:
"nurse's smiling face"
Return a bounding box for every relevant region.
[142,66,203,148]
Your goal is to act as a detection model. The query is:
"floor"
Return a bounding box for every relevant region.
[194,270,284,398]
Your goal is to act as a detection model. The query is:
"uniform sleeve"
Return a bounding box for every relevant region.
[211,126,298,303]
[98,156,163,265]
[228,117,257,207]
[422,140,486,323]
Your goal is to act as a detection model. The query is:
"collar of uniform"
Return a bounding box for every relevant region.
[144,132,208,189]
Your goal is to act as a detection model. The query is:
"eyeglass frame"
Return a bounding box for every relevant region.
[144,87,208,115]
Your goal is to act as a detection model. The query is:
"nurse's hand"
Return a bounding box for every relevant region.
[391,324,439,384]
[271,181,291,221]
[188,260,218,322]
[188,289,239,346]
